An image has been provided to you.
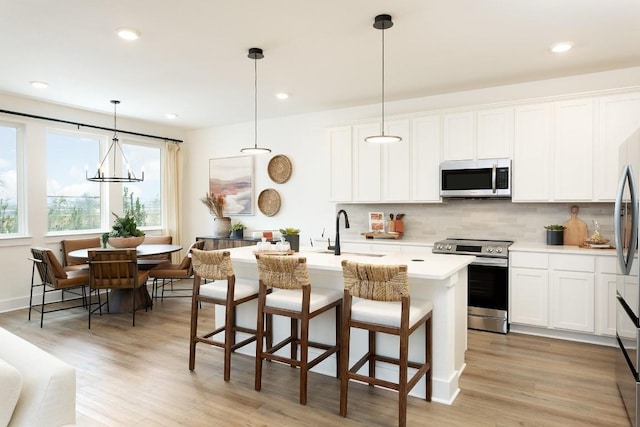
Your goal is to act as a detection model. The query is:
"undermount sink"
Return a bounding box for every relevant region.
[316,250,386,257]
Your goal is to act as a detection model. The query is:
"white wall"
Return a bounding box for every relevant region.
[183,66,640,248]
[0,93,187,312]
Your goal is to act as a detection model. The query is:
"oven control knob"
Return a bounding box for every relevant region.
[436,244,442,250]
[486,247,493,253]
[497,247,503,253]
[446,245,452,250]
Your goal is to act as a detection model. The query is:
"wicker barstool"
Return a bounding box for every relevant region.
[254,254,342,405]
[340,260,433,427]
[189,249,259,381]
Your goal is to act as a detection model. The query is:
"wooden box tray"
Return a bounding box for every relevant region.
[361,232,402,240]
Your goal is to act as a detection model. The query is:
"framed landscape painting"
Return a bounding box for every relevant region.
[209,156,254,215]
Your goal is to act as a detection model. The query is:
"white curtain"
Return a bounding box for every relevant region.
[163,141,182,261]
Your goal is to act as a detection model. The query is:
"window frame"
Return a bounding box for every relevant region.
[0,121,25,239]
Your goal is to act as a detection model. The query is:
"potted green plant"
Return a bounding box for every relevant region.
[544,224,565,246]
[229,221,247,239]
[279,227,300,252]
[102,211,145,248]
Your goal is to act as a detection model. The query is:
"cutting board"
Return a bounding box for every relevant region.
[562,205,588,246]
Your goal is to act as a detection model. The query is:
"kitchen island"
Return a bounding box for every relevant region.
[221,245,474,404]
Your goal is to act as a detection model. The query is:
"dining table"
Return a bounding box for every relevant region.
[68,244,182,313]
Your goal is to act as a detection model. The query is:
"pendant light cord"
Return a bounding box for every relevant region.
[254,55,258,149]
[381,26,385,136]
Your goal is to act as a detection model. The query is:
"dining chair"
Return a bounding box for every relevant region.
[60,237,101,271]
[339,260,432,427]
[87,249,150,328]
[137,235,173,270]
[28,247,90,327]
[149,240,205,300]
[189,248,259,381]
[254,254,342,405]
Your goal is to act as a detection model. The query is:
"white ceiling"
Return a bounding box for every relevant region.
[2,0,640,130]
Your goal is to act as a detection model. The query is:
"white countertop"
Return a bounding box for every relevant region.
[228,245,475,281]
[510,242,618,256]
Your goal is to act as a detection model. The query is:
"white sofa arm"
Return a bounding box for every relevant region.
[0,327,76,427]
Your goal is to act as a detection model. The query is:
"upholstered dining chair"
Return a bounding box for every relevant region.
[148,240,205,300]
[254,254,342,405]
[138,235,173,270]
[60,237,101,271]
[189,249,259,381]
[87,249,149,328]
[28,247,90,327]
[339,260,433,427]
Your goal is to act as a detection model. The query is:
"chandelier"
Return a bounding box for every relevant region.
[86,100,144,182]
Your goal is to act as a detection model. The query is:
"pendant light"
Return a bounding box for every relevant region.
[240,47,271,154]
[86,100,144,182]
[365,14,402,144]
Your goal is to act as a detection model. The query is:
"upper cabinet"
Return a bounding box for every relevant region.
[328,126,352,202]
[328,116,441,203]
[513,97,603,202]
[597,93,640,200]
[513,103,553,201]
[442,108,513,161]
[330,90,640,204]
[553,99,595,201]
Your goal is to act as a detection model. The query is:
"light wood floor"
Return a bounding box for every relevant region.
[0,285,630,427]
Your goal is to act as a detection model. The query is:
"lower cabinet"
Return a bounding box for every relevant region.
[550,270,594,333]
[510,267,549,327]
[510,250,615,337]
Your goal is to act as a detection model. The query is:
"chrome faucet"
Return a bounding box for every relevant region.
[333,209,350,255]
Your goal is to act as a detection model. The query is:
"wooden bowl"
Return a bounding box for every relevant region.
[107,236,145,249]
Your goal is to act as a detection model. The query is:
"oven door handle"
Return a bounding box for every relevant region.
[471,258,508,268]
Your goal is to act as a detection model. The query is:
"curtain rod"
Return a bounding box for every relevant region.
[0,108,184,144]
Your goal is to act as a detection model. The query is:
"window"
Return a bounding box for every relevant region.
[46,130,102,232]
[122,141,162,228]
[0,123,21,235]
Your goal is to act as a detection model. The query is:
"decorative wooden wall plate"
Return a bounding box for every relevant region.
[267,154,292,184]
[258,188,281,216]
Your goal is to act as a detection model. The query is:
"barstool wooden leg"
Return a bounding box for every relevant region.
[426,316,432,401]
[289,318,297,364]
[339,295,352,418]
[399,327,409,427]
[255,287,266,391]
[300,315,309,405]
[368,330,376,383]
[223,302,234,382]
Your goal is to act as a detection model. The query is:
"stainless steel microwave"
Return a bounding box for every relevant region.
[440,159,512,198]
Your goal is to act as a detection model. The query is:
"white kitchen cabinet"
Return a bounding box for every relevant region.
[510,267,549,327]
[550,270,595,333]
[382,119,411,201]
[597,92,640,201]
[411,115,441,202]
[476,107,513,159]
[596,273,617,336]
[328,126,353,202]
[552,99,595,201]
[513,103,553,201]
[442,111,474,161]
[353,123,382,202]
[442,108,513,162]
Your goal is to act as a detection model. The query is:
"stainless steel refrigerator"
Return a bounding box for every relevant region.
[616,129,640,426]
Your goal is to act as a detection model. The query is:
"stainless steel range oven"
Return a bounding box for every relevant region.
[433,238,513,334]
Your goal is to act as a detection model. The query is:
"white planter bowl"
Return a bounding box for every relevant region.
[107,236,145,249]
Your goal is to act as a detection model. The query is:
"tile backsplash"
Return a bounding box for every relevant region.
[337,200,615,244]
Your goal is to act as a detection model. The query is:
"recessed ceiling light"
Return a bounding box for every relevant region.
[30,81,48,89]
[276,93,289,100]
[550,42,573,53]
[165,113,178,120]
[117,28,141,41]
